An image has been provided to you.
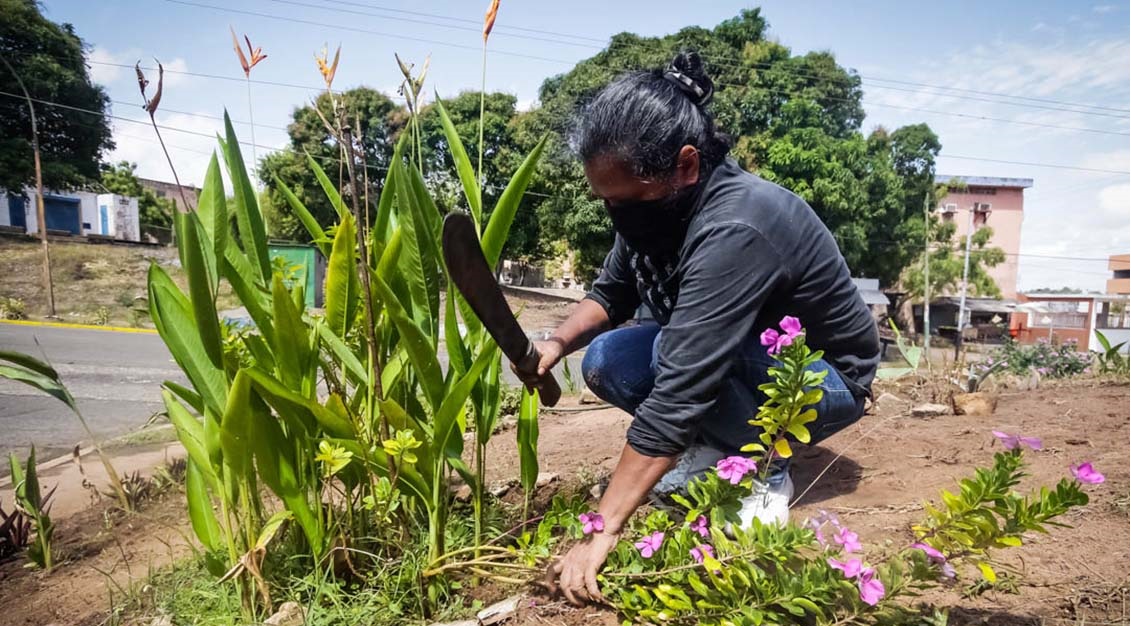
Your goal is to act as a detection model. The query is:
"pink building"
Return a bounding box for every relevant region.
[935,175,1033,301]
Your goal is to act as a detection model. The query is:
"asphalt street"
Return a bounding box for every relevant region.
[1,323,586,470]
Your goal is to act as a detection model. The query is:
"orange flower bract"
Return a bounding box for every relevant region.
[483,0,500,43]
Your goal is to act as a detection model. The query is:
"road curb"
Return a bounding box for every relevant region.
[0,319,157,334]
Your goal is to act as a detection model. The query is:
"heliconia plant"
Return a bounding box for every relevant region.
[145,42,549,615]
[7,446,55,571]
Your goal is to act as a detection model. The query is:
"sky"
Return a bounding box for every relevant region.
[35,0,1131,292]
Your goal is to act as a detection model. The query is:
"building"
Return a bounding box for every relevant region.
[1010,292,1129,353]
[1108,253,1129,295]
[0,188,140,242]
[138,177,199,213]
[935,175,1033,301]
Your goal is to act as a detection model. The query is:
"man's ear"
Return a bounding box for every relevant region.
[676,145,700,186]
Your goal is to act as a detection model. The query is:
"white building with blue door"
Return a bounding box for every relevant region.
[0,188,140,242]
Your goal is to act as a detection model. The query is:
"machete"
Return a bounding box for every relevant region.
[442,212,562,407]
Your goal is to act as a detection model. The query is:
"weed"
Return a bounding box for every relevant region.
[0,296,26,320]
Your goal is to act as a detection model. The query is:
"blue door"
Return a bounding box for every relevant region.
[99,204,109,235]
[43,195,81,235]
[7,195,26,229]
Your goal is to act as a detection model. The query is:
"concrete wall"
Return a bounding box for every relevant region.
[19,189,98,236]
[1108,254,1130,295]
[938,186,1025,300]
[0,190,9,227]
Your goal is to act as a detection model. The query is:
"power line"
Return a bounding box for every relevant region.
[939,154,1128,175]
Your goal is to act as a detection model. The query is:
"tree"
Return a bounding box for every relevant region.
[901,220,1007,300]
[100,161,175,229]
[0,0,113,192]
[260,87,402,241]
[515,8,940,286]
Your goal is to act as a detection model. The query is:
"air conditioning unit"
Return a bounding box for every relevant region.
[939,203,958,214]
[974,202,992,213]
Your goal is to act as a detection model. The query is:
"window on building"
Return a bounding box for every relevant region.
[1031,312,1088,328]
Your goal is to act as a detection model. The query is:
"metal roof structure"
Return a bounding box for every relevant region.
[935,175,1034,189]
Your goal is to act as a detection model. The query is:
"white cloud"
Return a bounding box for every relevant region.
[87,47,123,84]
[1093,4,1118,13]
[86,47,192,89]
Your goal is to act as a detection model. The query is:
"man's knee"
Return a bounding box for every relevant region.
[581,333,615,395]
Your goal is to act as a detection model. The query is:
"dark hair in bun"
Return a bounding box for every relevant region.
[575,51,732,179]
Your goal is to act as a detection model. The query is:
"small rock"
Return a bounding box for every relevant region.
[477,595,522,625]
[578,387,600,405]
[952,392,997,416]
[454,483,473,502]
[911,403,950,418]
[489,480,515,498]
[535,472,559,488]
[873,392,905,410]
[589,482,605,499]
[264,601,304,626]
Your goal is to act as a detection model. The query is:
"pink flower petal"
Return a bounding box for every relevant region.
[760,328,780,348]
[858,569,885,606]
[1071,462,1105,484]
[833,527,862,553]
[779,315,802,338]
[911,542,945,561]
[827,557,863,578]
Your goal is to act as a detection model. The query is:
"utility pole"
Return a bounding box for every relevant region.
[1,56,55,317]
[954,202,976,358]
[922,191,931,355]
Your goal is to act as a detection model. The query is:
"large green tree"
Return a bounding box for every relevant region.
[100,161,175,229]
[901,220,1006,300]
[260,87,402,241]
[516,8,940,285]
[0,0,113,192]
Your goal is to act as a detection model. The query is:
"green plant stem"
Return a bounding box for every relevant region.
[476,42,487,219]
[245,77,258,185]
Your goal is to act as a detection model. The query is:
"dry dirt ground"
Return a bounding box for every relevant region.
[1,380,1127,625]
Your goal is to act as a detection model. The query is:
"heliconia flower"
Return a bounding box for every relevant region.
[634,531,665,558]
[689,515,709,539]
[857,568,886,606]
[827,557,864,578]
[578,512,604,535]
[911,542,956,579]
[991,430,1042,451]
[315,44,341,89]
[1070,462,1105,484]
[833,526,862,554]
[690,543,715,564]
[482,0,500,43]
[714,455,758,485]
[230,27,267,78]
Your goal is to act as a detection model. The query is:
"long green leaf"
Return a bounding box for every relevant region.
[245,368,354,439]
[374,133,409,242]
[249,398,324,555]
[148,265,228,416]
[317,322,366,385]
[181,211,224,368]
[433,340,498,460]
[23,446,41,511]
[273,175,330,257]
[444,284,470,377]
[481,134,547,267]
[162,390,220,490]
[391,162,436,340]
[433,96,482,228]
[306,152,345,219]
[0,352,76,410]
[185,458,223,551]
[324,213,360,338]
[221,110,271,281]
[220,248,276,346]
[271,274,312,390]
[218,370,254,484]
[195,153,227,292]
[517,387,541,494]
[370,271,445,411]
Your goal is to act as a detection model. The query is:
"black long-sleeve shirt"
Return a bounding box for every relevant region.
[585,158,880,457]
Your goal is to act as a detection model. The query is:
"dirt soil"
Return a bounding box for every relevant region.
[1,380,1127,625]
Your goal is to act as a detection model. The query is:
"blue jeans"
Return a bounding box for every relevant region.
[582,324,864,485]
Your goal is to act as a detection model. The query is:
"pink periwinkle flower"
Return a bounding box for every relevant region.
[715,456,758,485]
[759,315,804,356]
[1070,462,1105,484]
[911,543,956,579]
[578,512,604,535]
[833,526,862,554]
[689,515,709,539]
[690,544,715,564]
[857,568,886,606]
[992,430,1042,451]
[634,531,665,558]
[807,517,828,547]
[827,557,864,578]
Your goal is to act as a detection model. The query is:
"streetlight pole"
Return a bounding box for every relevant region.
[1,55,55,317]
[954,203,976,358]
[922,191,931,355]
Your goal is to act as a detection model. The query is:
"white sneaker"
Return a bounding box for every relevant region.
[736,471,794,528]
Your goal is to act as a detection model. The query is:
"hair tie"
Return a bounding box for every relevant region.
[663,68,712,107]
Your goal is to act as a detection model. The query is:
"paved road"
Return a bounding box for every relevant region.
[0,324,184,467]
[0,323,586,469]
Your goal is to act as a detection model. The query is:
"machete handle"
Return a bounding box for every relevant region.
[515,343,562,407]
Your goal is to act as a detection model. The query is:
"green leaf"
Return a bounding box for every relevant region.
[255,510,294,550]
[773,438,793,458]
[432,340,498,460]
[221,246,275,346]
[517,386,541,494]
[0,351,76,411]
[305,152,345,219]
[434,96,482,227]
[374,132,409,241]
[181,211,224,368]
[273,174,329,257]
[978,561,997,583]
[444,283,470,376]
[370,271,445,411]
[271,274,313,389]
[194,153,227,291]
[394,161,441,340]
[162,390,219,490]
[317,322,367,385]
[221,110,271,281]
[324,212,360,338]
[481,134,547,267]
[244,368,354,439]
[218,370,254,482]
[185,458,223,551]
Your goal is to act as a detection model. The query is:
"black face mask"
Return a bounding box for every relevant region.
[605,184,700,251]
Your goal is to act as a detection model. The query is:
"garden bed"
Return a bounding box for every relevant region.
[1,379,1126,625]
